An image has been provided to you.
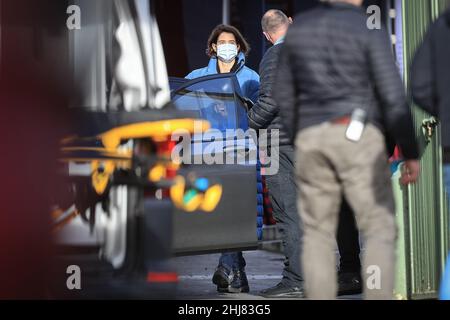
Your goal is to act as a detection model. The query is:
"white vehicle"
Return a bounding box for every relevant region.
[54,0,183,298]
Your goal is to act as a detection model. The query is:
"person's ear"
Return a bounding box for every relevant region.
[212,43,217,53]
[263,32,271,43]
[288,17,293,24]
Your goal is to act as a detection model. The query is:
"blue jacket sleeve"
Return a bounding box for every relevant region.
[248,72,260,103]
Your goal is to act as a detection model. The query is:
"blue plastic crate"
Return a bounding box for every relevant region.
[257,205,264,217]
[257,194,264,205]
[257,216,264,228]
[257,182,263,194]
[257,228,263,241]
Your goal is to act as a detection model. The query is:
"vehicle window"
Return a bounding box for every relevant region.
[172,77,248,132]
[169,77,188,93]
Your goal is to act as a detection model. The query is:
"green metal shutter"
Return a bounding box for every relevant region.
[394,0,450,300]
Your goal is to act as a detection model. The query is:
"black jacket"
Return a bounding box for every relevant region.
[411,8,450,149]
[274,2,419,159]
[247,43,291,146]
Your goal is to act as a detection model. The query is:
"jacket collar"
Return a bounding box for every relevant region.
[274,36,285,46]
[206,52,246,74]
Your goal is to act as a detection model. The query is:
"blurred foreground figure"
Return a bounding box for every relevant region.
[0,1,70,298]
[411,6,450,300]
[275,0,421,299]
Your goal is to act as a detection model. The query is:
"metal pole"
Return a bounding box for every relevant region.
[222,0,230,25]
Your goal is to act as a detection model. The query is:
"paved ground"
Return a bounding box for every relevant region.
[53,240,362,299]
[175,251,282,299]
[174,250,362,300]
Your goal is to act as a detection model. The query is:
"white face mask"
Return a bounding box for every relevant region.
[216,43,238,63]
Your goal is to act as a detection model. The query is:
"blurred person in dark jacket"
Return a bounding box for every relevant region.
[411,6,450,300]
[275,0,421,299]
[412,7,450,182]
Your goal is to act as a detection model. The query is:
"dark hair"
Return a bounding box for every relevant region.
[206,24,250,57]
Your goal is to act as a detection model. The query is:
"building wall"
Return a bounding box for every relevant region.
[155,0,389,77]
[155,0,322,77]
[155,0,223,77]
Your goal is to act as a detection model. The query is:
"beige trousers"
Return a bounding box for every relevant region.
[295,123,397,300]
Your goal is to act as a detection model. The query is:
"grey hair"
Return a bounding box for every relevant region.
[261,9,290,34]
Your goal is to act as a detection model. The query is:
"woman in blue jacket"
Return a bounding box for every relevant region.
[186,24,260,293]
[186,24,259,102]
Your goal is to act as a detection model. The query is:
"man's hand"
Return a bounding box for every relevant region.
[400,160,420,185]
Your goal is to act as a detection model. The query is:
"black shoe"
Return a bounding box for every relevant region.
[338,272,362,296]
[228,269,250,293]
[212,266,231,293]
[260,282,305,298]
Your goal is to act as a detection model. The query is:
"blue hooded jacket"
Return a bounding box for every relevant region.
[186,52,260,103]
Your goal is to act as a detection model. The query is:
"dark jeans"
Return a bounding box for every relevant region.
[219,252,246,272]
[337,198,361,274]
[265,145,304,287]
